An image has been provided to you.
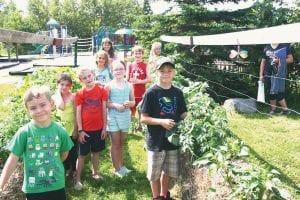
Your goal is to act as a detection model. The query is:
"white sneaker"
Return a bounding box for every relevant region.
[121,166,132,174]
[114,169,126,178]
[74,181,83,191]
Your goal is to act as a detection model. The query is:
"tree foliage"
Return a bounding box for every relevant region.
[133,1,299,104]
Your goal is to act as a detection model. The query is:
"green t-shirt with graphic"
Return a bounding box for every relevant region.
[7,121,74,193]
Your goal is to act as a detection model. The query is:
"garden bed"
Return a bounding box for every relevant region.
[179,153,232,200]
[0,163,25,200]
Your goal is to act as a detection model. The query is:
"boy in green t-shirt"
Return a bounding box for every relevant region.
[0,85,73,200]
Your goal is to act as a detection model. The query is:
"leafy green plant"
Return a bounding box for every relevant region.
[176,79,289,199]
[0,67,80,161]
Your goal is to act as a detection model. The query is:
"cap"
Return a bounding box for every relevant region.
[156,57,175,70]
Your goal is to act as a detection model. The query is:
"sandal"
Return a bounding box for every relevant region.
[92,174,103,181]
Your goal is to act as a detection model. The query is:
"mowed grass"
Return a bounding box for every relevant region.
[66,133,152,200]
[227,112,300,196]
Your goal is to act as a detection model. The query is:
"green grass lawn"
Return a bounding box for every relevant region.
[228,112,300,197]
[66,134,152,200]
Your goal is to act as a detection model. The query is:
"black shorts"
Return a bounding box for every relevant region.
[26,188,66,200]
[79,129,105,156]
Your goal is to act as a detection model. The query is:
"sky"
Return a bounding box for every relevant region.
[9,0,176,15]
[8,0,254,15]
[9,0,297,15]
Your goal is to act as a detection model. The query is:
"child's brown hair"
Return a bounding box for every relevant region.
[23,86,52,108]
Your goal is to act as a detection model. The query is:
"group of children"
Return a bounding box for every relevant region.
[0,38,188,200]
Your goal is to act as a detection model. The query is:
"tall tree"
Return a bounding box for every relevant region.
[28,0,50,31]
[1,1,23,30]
[143,0,153,15]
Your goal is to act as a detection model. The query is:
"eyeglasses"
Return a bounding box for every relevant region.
[113,68,125,71]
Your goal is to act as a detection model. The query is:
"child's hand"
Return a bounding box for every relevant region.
[72,133,78,140]
[115,103,126,112]
[129,77,139,84]
[101,130,107,140]
[123,101,130,109]
[78,131,89,144]
[273,57,279,64]
[160,119,175,130]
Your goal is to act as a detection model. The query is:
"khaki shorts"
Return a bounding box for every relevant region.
[147,150,179,181]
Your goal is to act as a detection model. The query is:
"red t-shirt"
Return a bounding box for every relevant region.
[127,61,147,99]
[76,85,108,131]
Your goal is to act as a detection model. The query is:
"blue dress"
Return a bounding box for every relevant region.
[107,81,131,132]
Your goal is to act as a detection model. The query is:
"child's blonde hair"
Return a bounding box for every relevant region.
[77,67,93,80]
[149,42,161,58]
[23,85,52,108]
[111,60,126,71]
[131,45,144,53]
[95,50,109,66]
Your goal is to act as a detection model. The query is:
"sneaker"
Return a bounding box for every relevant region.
[280,109,291,115]
[74,181,83,191]
[114,167,127,178]
[269,110,276,115]
[121,166,132,174]
[92,174,103,181]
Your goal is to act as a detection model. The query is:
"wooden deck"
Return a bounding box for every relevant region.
[0,53,95,79]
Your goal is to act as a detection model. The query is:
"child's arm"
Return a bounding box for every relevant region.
[72,94,78,139]
[180,112,188,120]
[259,58,266,81]
[53,91,65,110]
[76,105,89,143]
[286,53,293,64]
[141,113,175,130]
[101,100,107,140]
[60,152,69,162]
[0,153,19,192]
[123,83,135,108]
[125,64,130,81]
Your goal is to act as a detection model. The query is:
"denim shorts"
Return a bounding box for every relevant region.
[147,149,179,181]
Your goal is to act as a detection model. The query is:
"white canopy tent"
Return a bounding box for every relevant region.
[160,23,300,45]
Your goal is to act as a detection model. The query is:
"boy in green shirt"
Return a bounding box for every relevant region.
[0,85,73,200]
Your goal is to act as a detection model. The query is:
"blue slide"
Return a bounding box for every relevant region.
[31,44,48,54]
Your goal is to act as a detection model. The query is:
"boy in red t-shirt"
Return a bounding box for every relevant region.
[126,45,152,132]
[74,67,108,190]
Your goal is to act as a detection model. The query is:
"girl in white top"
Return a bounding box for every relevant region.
[148,42,162,80]
[105,60,135,177]
[94,50,113,86]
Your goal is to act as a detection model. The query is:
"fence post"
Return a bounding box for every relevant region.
[74,42,78,67]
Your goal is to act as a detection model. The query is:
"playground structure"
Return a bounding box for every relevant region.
[0,24,136,71]
[35,18,72,55]
[73,26,136,59]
